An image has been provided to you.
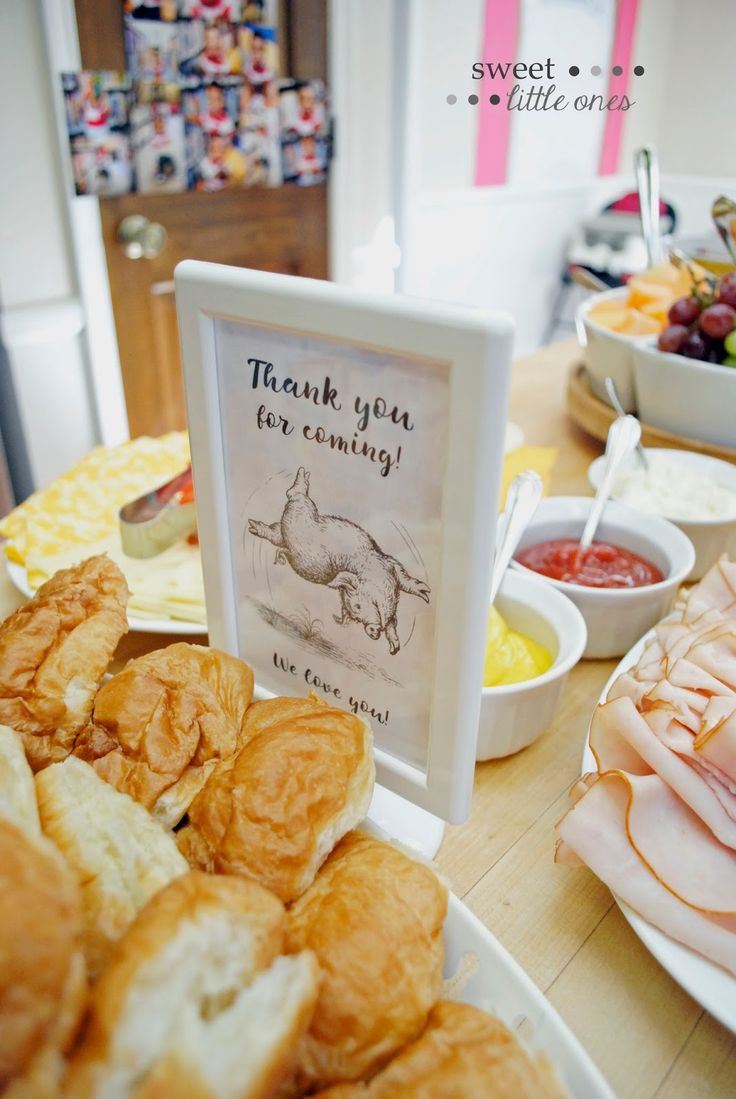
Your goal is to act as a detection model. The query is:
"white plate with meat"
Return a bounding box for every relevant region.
[581,633,736,1034]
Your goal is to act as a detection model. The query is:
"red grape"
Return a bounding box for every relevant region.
[680,331,708,359]
[717,272,736,309]
[668,296,702,326]
[699,303,736,339]
[658,325,690,353]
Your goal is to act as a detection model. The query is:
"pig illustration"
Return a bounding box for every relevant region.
[248,467,430,655]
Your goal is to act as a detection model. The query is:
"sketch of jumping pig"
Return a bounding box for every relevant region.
[247,467,430,655]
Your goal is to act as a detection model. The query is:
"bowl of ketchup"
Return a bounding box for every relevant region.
[510,498,695,659]
[516,539,663,589]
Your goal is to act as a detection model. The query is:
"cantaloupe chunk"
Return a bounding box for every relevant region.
[616,310,661,335]
[634,261,709,299]
[634,262,683,287]
[588,304,631,331]
[639,298,670,328]
[626,276,673,311]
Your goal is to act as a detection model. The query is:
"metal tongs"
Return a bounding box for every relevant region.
[119,464,196,559]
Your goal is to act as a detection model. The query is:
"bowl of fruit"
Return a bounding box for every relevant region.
[576,263,700,411]
[632,271,736,449]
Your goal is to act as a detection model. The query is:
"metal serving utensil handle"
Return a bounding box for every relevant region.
[489,470,544,606]
[712,194,736,265]
[604,377,648,471]
[635,146,661,268]
[579,415,641,552]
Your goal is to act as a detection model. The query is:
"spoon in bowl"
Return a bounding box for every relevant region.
[579,415,642,552]
[489,471,544,606]
[604,376,648,471]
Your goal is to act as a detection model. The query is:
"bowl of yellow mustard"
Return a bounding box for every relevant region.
[478,570,587,760]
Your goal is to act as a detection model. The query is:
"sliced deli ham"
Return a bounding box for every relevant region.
[680,557,736,624]
[696,697,736,783]
[591,697,736,849]
[555,771,736,976]
[642,709,736,809]
[619,771,736,914]
[564,559,736,979]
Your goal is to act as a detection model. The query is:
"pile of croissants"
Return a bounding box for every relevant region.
[0,555,568,1098]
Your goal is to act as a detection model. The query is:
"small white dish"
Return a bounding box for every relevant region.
[510,497,695,659]
[588,448,736,581]
[477,570,587,760]
[633,339,736,449]
[576,288,642,412]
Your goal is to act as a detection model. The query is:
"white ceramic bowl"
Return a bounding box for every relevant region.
[576,287,642,412]
[588,448,736,581]
[633,339,736,449]
[510,497,695,659]
[477,570,587,761]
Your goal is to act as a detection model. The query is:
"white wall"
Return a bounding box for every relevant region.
[656,0,736,178]
[329,0,396,288]
[397,0,736,353]
[621,0,736,179]
[414,0,484,192]
[0,3,75,309]
[0,0,98,488]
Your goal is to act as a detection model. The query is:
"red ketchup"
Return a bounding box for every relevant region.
[516,539,664,589]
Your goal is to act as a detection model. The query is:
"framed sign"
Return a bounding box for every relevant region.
[175,261,513,822]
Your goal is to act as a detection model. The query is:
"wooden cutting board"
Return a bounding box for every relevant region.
[567,363,736,464]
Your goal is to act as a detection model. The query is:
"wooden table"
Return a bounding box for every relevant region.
[1,340,734,1098]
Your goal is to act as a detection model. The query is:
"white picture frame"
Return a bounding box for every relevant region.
[175,260,513,822]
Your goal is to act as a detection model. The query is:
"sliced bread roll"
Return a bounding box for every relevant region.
[64,872,320,1099]
[311,1001,569,1099]
[285,831,448,1093]
[0,722,42,836]
[178,696,375,904]
[0,819,86,1097]
[73,643,255,828]
[0,555,128,770]
[36,756,188,976]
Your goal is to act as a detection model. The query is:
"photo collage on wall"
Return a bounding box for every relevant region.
[62,0,331,197]
[62,71,134,196]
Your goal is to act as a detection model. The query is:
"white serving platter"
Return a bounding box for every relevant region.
[362,820,614,1098]
[6,560,207,637]
[583,634,736,1034]
[440,892,615,1097]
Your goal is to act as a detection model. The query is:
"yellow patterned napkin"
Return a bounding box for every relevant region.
[499,446,558,510]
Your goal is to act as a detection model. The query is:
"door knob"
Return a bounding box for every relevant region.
[117,215,167,259]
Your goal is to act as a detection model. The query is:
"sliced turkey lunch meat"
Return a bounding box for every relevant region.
[556,771,736,976]
[591,698,736,849]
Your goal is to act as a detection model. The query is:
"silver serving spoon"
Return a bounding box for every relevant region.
[669,245,717,296]
[711,195,736,266]
[570,266,609,293]
[579,415,641,552]
[634,146,662,268]
[604,376,648,471]
[489,471,544,606]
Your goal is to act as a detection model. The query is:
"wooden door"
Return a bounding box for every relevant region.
[75,0,328,438]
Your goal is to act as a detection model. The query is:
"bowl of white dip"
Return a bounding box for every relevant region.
[588,448,736,580]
